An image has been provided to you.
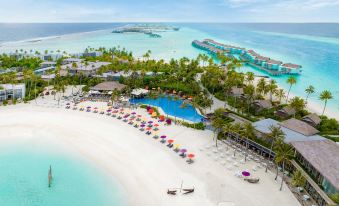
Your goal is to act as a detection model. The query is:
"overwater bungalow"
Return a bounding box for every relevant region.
[193,39,303,76]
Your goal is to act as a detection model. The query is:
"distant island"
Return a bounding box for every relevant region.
[112,24,179,38]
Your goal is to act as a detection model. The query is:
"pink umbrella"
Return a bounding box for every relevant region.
[242,171,250,177]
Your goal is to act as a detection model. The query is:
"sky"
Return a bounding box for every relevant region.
[0,0,339,23]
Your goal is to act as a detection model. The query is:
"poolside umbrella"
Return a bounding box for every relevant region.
[242,171,250,177]
[180,149,187,154]
[188,154,195,159]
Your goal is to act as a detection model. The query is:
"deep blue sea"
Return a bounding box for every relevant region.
[0,23,338,117]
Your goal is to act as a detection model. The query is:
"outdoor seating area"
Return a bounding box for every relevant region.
[65,101,196,164]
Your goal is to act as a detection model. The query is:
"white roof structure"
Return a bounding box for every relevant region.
[131,88,149,96]
[0,84,25,90]
[61,62,111,71]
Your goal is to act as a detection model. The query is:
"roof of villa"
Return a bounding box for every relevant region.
[279,118,319,136]
[282,63,302,68]
[91,81,126,91]
[278,106,296,115]
[253,118,325,143]
[253,100,272,109]
[291,139,339,190]
[302,113,321,125]
[267,59,283,64]
[230,87,244,95]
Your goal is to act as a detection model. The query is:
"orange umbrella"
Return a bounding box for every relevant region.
[188,154,195,159]
[167,139,174,143]
[146,127,152,131]
[154,124,159,127]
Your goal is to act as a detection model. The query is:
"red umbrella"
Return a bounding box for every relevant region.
[154,124,159,127]
[146,127,152,131]
[167,139,174,143]
[137,115,142,117]
[188,154,195,159]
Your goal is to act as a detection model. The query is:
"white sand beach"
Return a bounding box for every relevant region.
[0,98,301,206]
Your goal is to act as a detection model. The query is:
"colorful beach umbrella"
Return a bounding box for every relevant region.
[140,124,146,127]
[154,124,159,127]
[167,139,174,143]
[174,144,180,149]
[242,171,250,177]
[180,149,187,153]
[131,112,136,115]
[188,154,195,159]
[160,135,166,139]
[146,127,152,131]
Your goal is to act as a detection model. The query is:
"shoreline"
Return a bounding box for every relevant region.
[0,100,301,206]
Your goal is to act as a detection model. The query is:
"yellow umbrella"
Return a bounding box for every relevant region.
[151,112,157,117]
[174,144,180,149]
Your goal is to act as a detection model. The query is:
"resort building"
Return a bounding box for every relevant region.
[192,39,303,76]
[275,106,296,119]
[253,118,338,206]
[229,86,244,98]
[89,81,126,100]
[40,61,56,68]
[251,100,273,112]
[302,113,322,127]
[61,61,111,76]
[0,84,26,102]
[62,58,82,65]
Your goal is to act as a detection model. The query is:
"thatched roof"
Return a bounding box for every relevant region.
[302,113,321,125]
[291,139,339,190]
[230,87,244,95]
[278,106,296,116]
[279,118,319,136]
[91,81,126,91]
[253,100,272,109]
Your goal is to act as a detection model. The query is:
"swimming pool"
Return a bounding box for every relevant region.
[130,96,204,122]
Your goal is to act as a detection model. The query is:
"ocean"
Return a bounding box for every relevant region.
[0,143,125,206]
[0,23,338,117]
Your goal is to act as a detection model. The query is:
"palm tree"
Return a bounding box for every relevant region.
[319,90,333,115]
[266,125,285,173]
[241,122,256,161]
[289,97,306,114]
[275,89,285,104]
[305,85,315,104]
[286,76,297,103]
[211,116,224,147]
[268,79,278,102]
[245,72,255,85]
[256,78,267,96]
[274,142,294,191]
[291,170,306,188]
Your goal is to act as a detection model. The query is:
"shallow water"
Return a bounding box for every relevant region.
[0,144,125,206]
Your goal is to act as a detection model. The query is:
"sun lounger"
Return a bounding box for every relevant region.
[167,189,177,195]
[183,188,194,194]
[244,178,260,183]
[145,131,151,135]
[186,159,194,164]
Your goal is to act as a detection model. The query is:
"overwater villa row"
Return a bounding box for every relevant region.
[192,39,302,76]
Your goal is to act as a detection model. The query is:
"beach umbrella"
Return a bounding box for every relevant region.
[160,135,166,139]
[174,144,180,149]
[140,124,146,127]
[137,115,142,117]
[188,154,195,159]
[242,171,250,177]
[148,121,153,124]
[146,127,152,131]
[131,112,136,115]
[107,109,112,112]
[154,124,159,127]
[87,106,91,108]
[180,149,187,154]
[167,139,174,144]
[151,112,157,117]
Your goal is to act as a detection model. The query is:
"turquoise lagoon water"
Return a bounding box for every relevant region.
[1,23,339,116]
[130,97,204,122]
[0,144,125,206]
